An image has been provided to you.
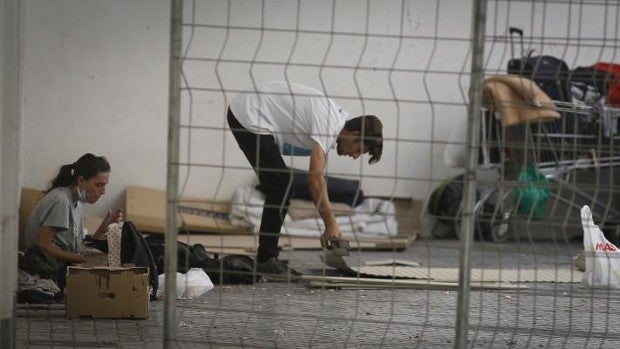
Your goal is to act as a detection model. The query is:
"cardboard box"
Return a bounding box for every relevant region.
[66,266,149,319]
[125,185,249,234]
[19,188,44,251]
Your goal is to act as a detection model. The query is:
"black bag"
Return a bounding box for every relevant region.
[506,27,587,162]
[427,175,495,240]
[570,66,611,100]
[509,54,593,161]
[120,221,159,299]
[507,28,571,102]
[144,234,258,284]
[508,54,572,102]
[203,255,257,284]
[144,234,208,275]
[428,174,465,229]
[19,245,61,282]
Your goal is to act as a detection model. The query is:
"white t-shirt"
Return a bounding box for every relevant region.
[229,81,348,155]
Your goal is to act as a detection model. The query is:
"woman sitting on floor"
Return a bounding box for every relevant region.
[21,153,123,291]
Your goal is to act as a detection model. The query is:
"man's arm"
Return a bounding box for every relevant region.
[308,143,341,240]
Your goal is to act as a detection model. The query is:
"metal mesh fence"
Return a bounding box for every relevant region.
[162,0,620,348]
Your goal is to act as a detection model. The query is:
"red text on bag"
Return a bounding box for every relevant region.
[594,242,617,252]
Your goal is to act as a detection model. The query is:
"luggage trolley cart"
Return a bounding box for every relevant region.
[438,27,620,242]
[509,27,619,241]
[471,77,620,243]
[535,101,620,229]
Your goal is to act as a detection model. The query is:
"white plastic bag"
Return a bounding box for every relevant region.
[581,205,620,288]
[156,268,214,299]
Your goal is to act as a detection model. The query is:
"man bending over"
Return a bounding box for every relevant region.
[227,81,383,280]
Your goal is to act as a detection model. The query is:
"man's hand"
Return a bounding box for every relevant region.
[320,223,342,248]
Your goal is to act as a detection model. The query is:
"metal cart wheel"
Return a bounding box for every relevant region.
[488,211,511,242]
[480,184,515,242]
[454,184,514,243]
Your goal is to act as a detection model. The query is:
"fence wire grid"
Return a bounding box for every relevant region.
[159,0,620,348]
[16,0,620,348]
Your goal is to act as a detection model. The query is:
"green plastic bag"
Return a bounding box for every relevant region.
[514,164,549,218]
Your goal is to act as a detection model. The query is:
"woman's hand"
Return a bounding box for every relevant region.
[104,208,124,225]
[92,208,123,240]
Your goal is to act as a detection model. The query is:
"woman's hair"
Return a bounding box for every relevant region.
[343,115,383,164]
[47,153,111,192]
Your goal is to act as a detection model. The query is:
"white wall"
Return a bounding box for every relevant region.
[21,0,170,218]
[20,0,619,218]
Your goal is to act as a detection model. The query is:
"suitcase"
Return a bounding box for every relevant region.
[507,27,571,102]
[505,27,579,162]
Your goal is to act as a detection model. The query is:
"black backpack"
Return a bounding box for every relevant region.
[428,174,465,231]
[427,175,495,240]
[119,221,159,300]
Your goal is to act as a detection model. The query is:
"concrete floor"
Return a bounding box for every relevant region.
[16,239,620,348]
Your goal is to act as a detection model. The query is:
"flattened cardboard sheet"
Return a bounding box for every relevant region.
[321,255,584,283]
[302,275,527,290]
[19,188,44,250]
[125,186,249,235]
[126,186,419,251]
[176,233,411,254]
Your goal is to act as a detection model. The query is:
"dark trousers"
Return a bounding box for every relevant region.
[227,109,293,263]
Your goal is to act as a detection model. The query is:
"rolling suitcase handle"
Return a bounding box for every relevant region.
[509,26,523,36]
[508,26,535,75]
[509,26,524,62]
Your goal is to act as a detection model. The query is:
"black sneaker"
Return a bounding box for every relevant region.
[256,258,302,282]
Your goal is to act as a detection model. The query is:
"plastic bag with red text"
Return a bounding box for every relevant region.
[581,205,620,288]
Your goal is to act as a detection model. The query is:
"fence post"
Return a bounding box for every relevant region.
[455,0,487,347]
[164,0,183,347]
[0,0,22,347]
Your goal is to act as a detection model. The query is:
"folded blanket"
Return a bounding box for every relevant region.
[230,187,398,238]
[256,171,365,207]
